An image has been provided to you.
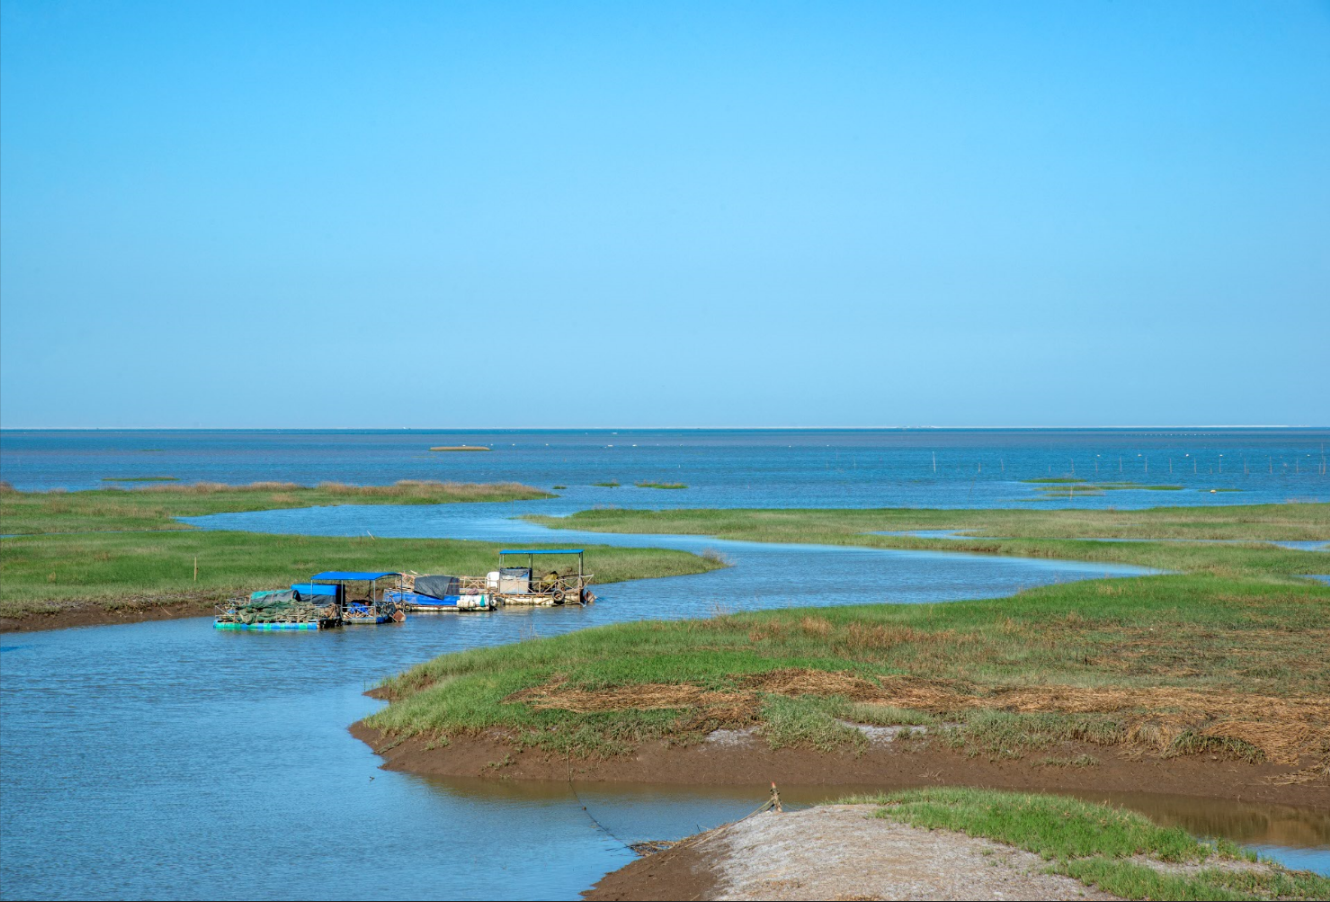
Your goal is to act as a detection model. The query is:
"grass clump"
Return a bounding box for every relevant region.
[1062,857,1328,902]
[592,481,621,488]
[842,703,937,727]
[864,787,1208,860]
[1166,731,1266,763]
[760,695,865,752]
[635,481,688,490]
[958,710,1126,758]
[1033,754,1100,768]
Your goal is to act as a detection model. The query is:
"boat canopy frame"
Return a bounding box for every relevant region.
[498,549,584,580]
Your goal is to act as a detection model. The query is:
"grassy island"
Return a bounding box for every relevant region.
[0,481,723,629]
[364,502,1330,801]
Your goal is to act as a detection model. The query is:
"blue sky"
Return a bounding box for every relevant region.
[1,1,1327,428]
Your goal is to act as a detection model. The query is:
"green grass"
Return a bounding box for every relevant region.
[0,482,724,619]
[366,572,1329,752]
[760,695,866,752]
[367,504,1330,759]
[955,710,1126,758]
[0,533,727,618]
[0,480,553,535]
[592,481,621,488]
[835,788,1330,900]
[523,503,1330,578]
[634,481,687,490]
[1032,754,1100,767]
[842,703,938,726]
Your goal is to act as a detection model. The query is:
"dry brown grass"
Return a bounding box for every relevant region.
[506,668,1330,765]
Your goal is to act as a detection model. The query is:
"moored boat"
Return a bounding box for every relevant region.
[491,549,594,606]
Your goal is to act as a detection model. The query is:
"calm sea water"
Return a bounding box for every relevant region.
[1,430,1327,899]
[2,427,1328,507]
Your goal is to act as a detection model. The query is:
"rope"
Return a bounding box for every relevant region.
[564,748,783,857]
[566,748,637,852]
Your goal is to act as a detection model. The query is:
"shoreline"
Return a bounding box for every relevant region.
[581,799,1329,902]
[0,596,219,633]
[581,804,1115,902]
[349,724,1330,811]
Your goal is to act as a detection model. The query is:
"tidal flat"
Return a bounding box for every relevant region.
[363,503,1329,811]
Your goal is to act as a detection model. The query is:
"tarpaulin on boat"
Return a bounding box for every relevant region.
[290,583,339,597]
[413,575,459,598]
[311,571,398,581]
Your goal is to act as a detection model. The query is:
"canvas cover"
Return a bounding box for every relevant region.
[413,575,460,599]
[250,589,300,604]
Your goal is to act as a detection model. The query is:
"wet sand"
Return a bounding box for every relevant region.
[0,596,217,633]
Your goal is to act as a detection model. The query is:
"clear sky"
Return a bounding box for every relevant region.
[1,1,1327,428]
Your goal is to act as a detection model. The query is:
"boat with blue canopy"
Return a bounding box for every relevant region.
[309,571,404,624]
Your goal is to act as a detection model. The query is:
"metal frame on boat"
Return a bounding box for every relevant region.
[213,588,341,630]
[309,571,405,624]
[492,549,594,606]
[388,575,493,612]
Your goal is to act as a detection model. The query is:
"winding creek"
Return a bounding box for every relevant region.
[2,498,1327,899]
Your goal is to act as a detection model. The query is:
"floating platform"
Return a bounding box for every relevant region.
[387,589,492,612]
[214,621,325,631]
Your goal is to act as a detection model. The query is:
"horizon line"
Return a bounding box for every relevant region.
[0,424,1320,432]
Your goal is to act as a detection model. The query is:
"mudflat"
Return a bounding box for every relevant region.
[351,724,1330,810]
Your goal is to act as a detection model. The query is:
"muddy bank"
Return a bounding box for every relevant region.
[584,804,1125,901]
[0,597,216,633]
[351,724,1330,810]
